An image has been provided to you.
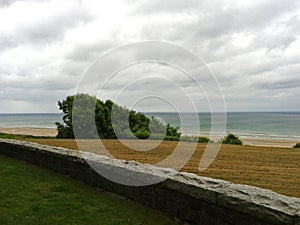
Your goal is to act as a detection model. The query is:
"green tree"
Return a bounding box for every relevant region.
[222,133,243,145]
[55,95,75,138]
[55,94,181,140]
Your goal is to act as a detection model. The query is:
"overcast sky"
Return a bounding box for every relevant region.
[0,0,299,113]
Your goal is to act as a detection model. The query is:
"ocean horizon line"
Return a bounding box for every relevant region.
[0,111,300,115]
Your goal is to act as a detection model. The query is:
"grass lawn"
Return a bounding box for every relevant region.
[0,155,174,225]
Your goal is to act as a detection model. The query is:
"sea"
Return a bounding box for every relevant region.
[0,113,62,129]
[0,112,299,140]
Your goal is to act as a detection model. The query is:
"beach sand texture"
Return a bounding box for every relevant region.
[0,127,57,137]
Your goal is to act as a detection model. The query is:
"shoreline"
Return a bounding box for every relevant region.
[0,127,57,137]
[241,138,297,148]
[0,127,298,148]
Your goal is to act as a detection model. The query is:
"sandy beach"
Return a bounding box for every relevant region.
[241,138,298,148]
[0,127,57,137]
[199,134,299,148]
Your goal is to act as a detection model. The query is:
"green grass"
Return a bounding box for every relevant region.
[0,155,174,225]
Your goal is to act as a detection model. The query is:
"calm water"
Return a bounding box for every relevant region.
[0,113,62,128]
[145,112,300,140]
[0,112,299,140]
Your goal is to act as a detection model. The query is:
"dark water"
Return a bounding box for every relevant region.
[0,112,299,140]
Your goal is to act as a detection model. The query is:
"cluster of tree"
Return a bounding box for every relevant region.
[55,94,246,146]
[55,94,181,140]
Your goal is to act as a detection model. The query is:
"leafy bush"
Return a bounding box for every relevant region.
[176,135,211,143]
[222,133,243,145]
[164,135,180,141]
[294,143,300,148]
[56,94,181,140]
[180,135,198,142]
[198,136,210,143]
[133,129,151,139]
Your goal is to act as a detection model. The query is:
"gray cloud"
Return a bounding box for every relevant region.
[0,1,92,51]
[0,0,23,8]
[0,0,300,112]
[66,41,116,62]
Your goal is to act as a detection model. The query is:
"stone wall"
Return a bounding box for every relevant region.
[0,139,299,225]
